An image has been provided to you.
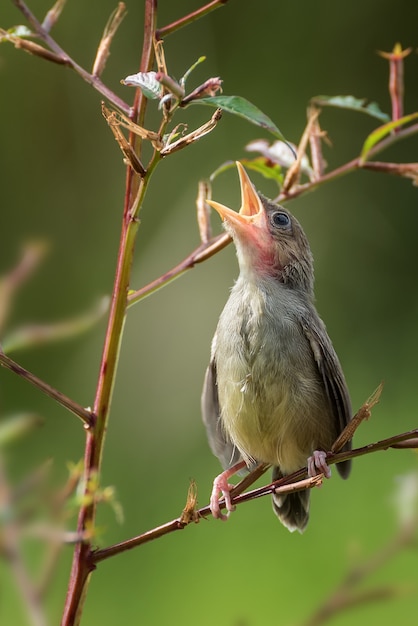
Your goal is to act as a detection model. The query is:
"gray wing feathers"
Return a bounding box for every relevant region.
[201,360,242,470]
[300,312,352,479]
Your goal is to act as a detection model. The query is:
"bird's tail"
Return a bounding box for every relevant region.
[271,466,310,533]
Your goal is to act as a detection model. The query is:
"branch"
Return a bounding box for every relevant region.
[127,233,230,305]
[91,425,418,564]
[156,0,231,39]
[0,351,94,427]
[11,0,131,115]
[61,1,159,623]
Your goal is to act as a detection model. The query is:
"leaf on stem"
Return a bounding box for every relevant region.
[42,0,68,33]
[160,108,222,155]
[239,157,284,186]
[311,95,390,122]
[191,95,288,140]
[102,102,162,149]
[92,2,127,77]
[121,71,162,99]
[180,55,207,89]
[360,112,418,162]
[0,25,32,39]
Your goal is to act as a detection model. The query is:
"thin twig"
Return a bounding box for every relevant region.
[280,121,418,201]
[12,0,131,115]
[92,426,418,563]
[0,351,94,427]
[156,0,231,39]
[127,233,230,306]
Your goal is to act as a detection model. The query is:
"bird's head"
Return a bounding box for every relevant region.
[208,162,314,295]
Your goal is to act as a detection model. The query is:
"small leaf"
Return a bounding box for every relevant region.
[121,71,162,99]
[246,139,313,179]
[4,25,33,38]
[180,56,206,88]
[240,157,284,186]
[312,95,390,122]
[192,95,287,140]
[360,112,418,162]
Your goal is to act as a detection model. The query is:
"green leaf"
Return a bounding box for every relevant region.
[360,112,418,162]
[241,157,284,186]
[180,56,206,88]
[121,71,162,99]
[1,25,33,40]
[193,95,287,140]
[312,95,390,122]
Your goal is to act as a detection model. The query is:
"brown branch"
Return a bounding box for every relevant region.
[378,44,412,123]
[61,1,158,623]
[156,0,231,39]
[11,0,131,115]
[279,122,418,202]
[0,351,94,427]
[91,426,418,564]
[127,233,231,306]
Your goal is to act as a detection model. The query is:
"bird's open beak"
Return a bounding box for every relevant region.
[208,162,264,228]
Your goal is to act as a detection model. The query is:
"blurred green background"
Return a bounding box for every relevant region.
[1,1,418,624]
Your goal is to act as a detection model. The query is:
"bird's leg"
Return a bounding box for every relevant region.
[210,460,247,521]
[307,450,331,479]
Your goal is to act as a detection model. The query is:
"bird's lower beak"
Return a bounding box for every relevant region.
[208,162,264,228]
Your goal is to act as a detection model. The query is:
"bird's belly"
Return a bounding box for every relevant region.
[216,331,332,473]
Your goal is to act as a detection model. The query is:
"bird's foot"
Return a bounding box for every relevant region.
[210,460,247,521]
[307,450,331,480]
[210,472,236,521]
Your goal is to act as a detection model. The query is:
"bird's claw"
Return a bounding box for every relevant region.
[210,472,236,521]
[307,450,331,480]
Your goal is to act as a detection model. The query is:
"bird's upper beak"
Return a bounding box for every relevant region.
[208,162,264,230]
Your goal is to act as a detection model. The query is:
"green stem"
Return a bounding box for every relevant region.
[61,2,158,622]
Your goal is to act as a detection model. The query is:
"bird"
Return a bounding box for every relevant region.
[201,161,352,532]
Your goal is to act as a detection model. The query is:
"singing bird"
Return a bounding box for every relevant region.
[201,162,351,532]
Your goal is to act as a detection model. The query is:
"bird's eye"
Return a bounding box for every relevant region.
[271,211,291,228]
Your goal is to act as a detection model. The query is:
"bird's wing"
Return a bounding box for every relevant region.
[300,311,352,478]
[201,358,242,470]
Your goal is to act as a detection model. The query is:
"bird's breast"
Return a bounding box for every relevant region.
[214,277,332,471]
